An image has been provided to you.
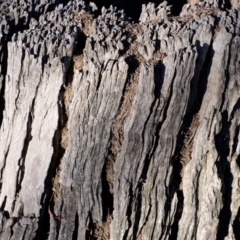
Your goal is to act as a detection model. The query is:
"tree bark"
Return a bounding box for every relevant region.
[0,0,240,239]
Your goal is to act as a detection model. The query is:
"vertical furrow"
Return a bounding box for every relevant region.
[169,39,214,239]
[37,30,88,240]
[99,56,140,239]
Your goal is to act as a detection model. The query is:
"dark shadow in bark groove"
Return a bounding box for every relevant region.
[34,30,87,239]
[101,55,139,239]
[236,155,240,169]
[0,26,13,127]
[85,211,94,239]
[216,35,235,239]
[72,212,79,240]
[15,107,33,204]
[233,124,240,153]
[216,110,232,240]
[0,196,7,212]
[34,58,73,238]
[0,76,5,127]
[101,160,114,221]
[123,183,134,240]
[136,63,177,239]
[33,126,64,240]
[153,61,165,99]
[233,206,240,239]
[131,61,165,240]
[36,91,65,238]
[167,42,214,240]
[0,147,10,192]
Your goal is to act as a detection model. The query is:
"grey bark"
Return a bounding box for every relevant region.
[0,0,240,239]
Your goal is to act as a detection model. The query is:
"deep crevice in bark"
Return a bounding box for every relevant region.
[85,211,94,239]
[72,212,79,240]
[168,42,215,239]
[34,30,87,240]
[33,83,67,239]
[0,58,6,127]
[123,183,134,240]
[0,196,7,212]
[0,22,13,128]
[131,61,165,240]
[215,110,232,240]
[101,160,114,222]
[148,65,177,239]
[34,126,64,240]
[216,37,234,239]
[15,103,34,203]
[233,206,240,239]
[22,226,28,240]
[9,220,15,239]
[100,56,140,240]
[232,124,240,157]
[219,39,232,111]
[34,40,85,240]
[116,59,167,240]
[0,147,10,191]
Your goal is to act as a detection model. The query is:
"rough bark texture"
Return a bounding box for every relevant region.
[0,0,240,239]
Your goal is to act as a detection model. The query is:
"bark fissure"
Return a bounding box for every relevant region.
[0,146,10,190]
[22,225,28,239]
[219,39,232,111]
[132,61,165,239]
[15,99,34,200]
[34,32,86,238]
[215,111,232,240]
[123,183,134,240]
[168,40,215,239]
[216,37,234,240]
[0,19,14,128]
[72,212,79,240]
[0,52,7,127]
[41,30,87,240]
[99,56,140,239]
[233,206,240,239]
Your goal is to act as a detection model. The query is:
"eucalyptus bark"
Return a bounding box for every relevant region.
[0,0,240,239]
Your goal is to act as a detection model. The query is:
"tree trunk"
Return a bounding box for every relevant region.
[0,0,240,239]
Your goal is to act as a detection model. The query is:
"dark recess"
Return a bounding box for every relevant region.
[0,70,6,127]
[168,42,214,240]
[34,30,87,240]
[215,111,232,240]
[84,0,187,21]
[72,212,79,240]
[131,61,165,239]
[233,207,240,239]
[101,56,140,240]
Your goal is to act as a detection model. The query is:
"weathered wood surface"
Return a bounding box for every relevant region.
[0,0,240,239]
